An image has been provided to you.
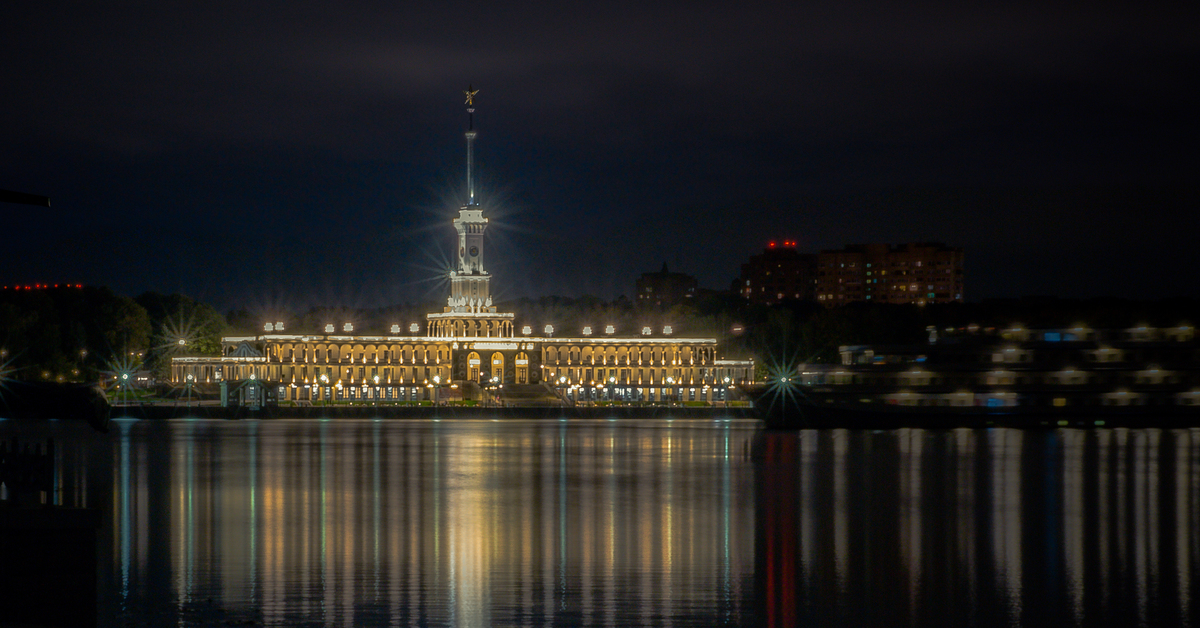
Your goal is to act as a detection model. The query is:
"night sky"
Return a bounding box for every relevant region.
[3,0,1196,311]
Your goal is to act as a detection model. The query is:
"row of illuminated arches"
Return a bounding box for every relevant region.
[252,343,452,365]
[428,319,514,338]
[541,364,731,387]
[543,344,716,366]
[246,341,716,367]
[248,342,534,384]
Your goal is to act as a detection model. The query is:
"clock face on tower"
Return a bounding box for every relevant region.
[469,246,479,257]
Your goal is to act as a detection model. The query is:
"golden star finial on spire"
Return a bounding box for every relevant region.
[464,85,479,106]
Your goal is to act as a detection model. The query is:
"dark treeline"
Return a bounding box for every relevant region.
[0,287,225,382]
[3,287,1197,384]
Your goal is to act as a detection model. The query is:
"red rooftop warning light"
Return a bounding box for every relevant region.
[2,283,84,290]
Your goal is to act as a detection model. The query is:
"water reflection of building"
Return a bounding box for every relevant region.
[9,419,1200,625]
[755,428,1199,627]
[140,422,758,625]
[171,93,753,404]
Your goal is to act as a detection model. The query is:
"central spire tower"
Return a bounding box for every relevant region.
[449,85,490,306]
[464,85,478,206]
[428,86,514,343]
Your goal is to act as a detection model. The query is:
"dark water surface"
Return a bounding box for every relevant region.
[1,418,1197,627]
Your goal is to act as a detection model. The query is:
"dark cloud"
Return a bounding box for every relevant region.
[2,0,1196,308]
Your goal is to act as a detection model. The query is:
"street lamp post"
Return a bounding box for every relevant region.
[319,373,330,407]
[120,372,131,406]
[184,373,195,408]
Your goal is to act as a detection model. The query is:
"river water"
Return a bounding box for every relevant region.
[1,417,1197,627]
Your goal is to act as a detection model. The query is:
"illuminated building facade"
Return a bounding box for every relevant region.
[171,90,754,404]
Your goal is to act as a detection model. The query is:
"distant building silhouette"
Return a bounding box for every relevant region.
[738,241,816,304]
[636,263,698,307]
[816,243,963,305]
[739,241,964,306]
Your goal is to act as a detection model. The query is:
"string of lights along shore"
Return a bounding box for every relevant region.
[171,88,755,406]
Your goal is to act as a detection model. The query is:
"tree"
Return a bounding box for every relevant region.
[136,292,228,379]
[0,286,151,382]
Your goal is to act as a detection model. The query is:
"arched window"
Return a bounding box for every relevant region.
[467,351,482,381]
[515,351,530,384]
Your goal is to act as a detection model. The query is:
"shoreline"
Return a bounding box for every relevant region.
[109,404,761,421]
[10,397,1198,429]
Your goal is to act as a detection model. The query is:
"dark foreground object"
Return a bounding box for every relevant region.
[0,382,111,432]
[0,507,100,628]
[0,188,50,207]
